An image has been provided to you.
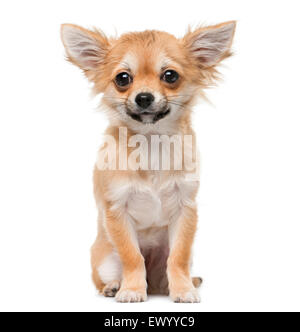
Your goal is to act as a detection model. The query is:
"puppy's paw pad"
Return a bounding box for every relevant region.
[172,289,200,303]
[103,281,120,297]
[116,289,147,303]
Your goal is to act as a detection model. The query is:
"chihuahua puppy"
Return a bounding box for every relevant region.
[61,21,235,302]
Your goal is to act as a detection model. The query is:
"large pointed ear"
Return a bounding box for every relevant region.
[183,21,236,67]
[61,24,109,71]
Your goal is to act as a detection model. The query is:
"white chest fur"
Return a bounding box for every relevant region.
[107,174,199,231]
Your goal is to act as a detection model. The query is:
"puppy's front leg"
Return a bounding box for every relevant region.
[167,206,200,303]
[105,206,147,302]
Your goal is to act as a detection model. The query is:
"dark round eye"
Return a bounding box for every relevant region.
[162,70,179,84]
[115,72,132,87]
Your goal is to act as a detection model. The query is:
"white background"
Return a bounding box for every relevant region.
[0,0,300,312]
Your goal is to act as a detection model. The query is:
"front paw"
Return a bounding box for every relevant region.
[170,288,200,303]
[115,288,147,303]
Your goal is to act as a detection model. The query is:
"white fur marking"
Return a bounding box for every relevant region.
[97,252,122,284]
[116,53,139,74]
[107,176,198,240]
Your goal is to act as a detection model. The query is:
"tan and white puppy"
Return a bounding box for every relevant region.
[61,21,236,303]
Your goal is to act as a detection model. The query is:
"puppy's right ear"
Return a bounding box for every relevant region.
[61,24,109,73]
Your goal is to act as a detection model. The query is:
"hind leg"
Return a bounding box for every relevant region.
[91,242,122,296]
[91,217,122,296]
[103,280,121,297]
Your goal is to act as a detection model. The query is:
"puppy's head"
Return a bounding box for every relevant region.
[61,22,235,131]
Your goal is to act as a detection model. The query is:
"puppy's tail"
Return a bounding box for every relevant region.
[192,277,203,288]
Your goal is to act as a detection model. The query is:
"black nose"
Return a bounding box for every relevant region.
[135,93,155,109]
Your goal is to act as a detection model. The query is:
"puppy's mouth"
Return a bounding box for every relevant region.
[126,108,171,124]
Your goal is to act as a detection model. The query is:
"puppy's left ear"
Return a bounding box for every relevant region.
[183,21,236,67]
